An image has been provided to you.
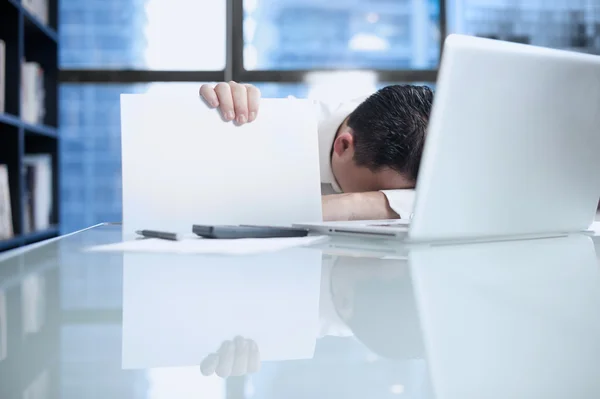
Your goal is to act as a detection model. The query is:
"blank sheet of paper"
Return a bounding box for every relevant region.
[121,248,323,369]
[120,95,323,235]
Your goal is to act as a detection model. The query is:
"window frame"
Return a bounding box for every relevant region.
[58,0,447,84]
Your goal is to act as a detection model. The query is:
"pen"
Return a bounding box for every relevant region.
[136,230,180,241]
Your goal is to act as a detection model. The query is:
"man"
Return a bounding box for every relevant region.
[199,82,434,221]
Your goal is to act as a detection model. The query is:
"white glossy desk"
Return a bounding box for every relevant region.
[1,224,600,399]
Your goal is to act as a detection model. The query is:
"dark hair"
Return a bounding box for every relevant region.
[346,85,434,182]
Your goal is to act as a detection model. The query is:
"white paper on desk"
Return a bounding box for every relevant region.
[121,248,322,369]
[87,235,328,255]
[120,95,323,235]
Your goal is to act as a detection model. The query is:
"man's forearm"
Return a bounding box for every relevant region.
[322,192,400,221]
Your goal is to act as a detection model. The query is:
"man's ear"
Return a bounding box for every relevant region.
[333,131,355,158]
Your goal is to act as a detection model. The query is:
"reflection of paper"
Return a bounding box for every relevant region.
[0,290,6,362]
[410,235,600,399]
[122,247,323,369]
[88,235,328,255]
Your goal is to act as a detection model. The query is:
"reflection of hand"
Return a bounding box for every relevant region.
[200,336,261,378]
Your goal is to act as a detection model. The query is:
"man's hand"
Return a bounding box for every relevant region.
[322,192,399,221]
[199,82,261,125]
[200,336,261,378]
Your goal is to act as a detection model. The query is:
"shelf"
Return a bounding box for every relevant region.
[21,226,59,244]
[22,6,57,43]
[23,122,58,138]
[0,227,59,252]
[1,0,59,252]
[0,115,59,138]
[0,113,22,128]
[0,235,24,252]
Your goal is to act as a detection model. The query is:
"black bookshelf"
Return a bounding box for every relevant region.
[0,0,59,252]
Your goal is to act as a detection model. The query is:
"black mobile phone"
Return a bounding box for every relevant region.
[192,224,310,239]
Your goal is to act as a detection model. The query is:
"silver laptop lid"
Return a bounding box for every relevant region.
[410,34,600,241]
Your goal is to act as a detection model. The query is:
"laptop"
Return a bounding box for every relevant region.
[295,34,600,243]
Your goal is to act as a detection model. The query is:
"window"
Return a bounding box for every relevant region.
[59,0,226,70]
[447,0,600,55]
[244,0,441,70]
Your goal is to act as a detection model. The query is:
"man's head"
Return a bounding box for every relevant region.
[331,85,434,192]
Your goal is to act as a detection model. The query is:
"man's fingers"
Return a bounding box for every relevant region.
[230,82,249,125]
[200,84,219,108]
[231,336,250,376]
[200,353,219,376]
[215,340,235,378]
[247,340,261,373]
[246,85,261,122]
[214,83,235,121]
[203,82,259,125]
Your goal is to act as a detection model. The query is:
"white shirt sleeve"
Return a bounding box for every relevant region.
[380,189,416,220]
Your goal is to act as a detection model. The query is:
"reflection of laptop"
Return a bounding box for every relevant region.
[312,235,409,259]
[296,34,600,243]
[409,235,600,398]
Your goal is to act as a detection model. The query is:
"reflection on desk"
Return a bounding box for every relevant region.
[121,248,323,367]
[122,234,600,398]
[411,234,600,399]
[1,224,600,399]
[121,248,424,369]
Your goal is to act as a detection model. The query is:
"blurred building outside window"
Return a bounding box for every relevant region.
[243,0,441,70]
